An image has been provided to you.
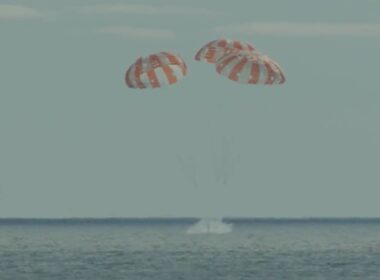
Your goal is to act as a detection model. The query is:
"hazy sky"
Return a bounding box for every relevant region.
[1,0,380,218]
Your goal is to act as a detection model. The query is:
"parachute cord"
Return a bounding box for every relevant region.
[177,155,198,189]
[212,103,236,187]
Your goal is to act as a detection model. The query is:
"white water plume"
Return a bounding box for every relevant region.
[186,218,232,234]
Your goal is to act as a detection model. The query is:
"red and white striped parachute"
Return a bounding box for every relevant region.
[216,50,285,85]
[125,52,187,89]
[195,38,255,64]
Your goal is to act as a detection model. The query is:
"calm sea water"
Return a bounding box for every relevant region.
[1,218,380,280]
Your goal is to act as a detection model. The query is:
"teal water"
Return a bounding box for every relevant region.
[1,218,380,279]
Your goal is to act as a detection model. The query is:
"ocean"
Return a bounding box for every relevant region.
[1,218,380,279]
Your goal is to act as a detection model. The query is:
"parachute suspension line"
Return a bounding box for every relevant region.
[210,102,236,187]
[177,155,198,188]
[215,136,235,186]
[221,137,230,185]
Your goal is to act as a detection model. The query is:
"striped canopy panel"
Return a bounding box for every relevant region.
[195,38,255,64]
[215,50,285,85]
[125,52,187,89]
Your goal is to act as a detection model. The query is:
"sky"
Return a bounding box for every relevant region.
[0,0,380,218]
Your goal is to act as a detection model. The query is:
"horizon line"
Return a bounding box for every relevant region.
[1,217,380,220]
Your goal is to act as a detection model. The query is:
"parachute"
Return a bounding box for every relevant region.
[125,52,187,89]
[123,39,285,89]
[194,38,255,64]
[215,50,285,85]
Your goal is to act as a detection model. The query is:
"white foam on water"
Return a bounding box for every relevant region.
[186,218,233,234]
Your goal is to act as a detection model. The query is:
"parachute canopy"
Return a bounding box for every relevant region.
[125,52,187,89]
[216,50,285,85]
[195,38,255,64]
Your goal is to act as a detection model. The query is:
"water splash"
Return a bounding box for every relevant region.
[186,218,232,234]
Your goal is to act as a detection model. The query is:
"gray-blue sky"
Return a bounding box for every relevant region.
[1,0,379,218]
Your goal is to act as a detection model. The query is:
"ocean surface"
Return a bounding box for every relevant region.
[1,218,380,280]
